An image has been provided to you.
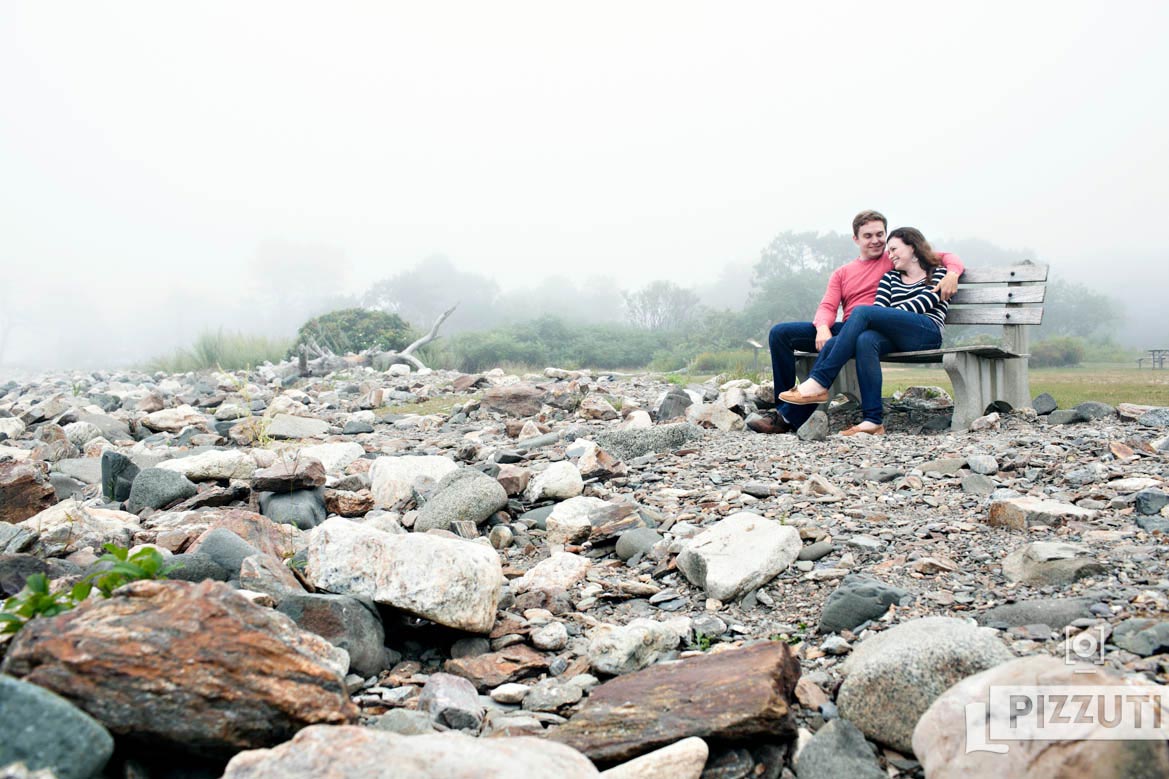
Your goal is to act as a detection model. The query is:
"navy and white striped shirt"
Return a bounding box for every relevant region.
[874,266,949,332]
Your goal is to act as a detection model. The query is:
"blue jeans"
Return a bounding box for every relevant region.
[767,320,844,429]
[807,305,942,424]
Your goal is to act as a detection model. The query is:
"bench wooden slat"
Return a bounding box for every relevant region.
[949,287,1046,304]
[944,307,1044,325]
[958,264,1049,283]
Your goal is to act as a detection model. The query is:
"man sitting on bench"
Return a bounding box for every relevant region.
[748,210,963,435]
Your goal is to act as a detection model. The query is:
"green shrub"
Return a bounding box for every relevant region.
[149,329,293,372]
[649,349,689,372]
[1031,337,1087,367]
[292,308,415,357]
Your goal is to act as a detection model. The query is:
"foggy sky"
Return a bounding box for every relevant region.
[2,1,1167,370]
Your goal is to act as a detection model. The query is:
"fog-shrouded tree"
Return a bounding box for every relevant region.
[494,275,623,326]
[247,240,356,336]
[1037,279,1122,343]
[622,281,702,331]
[742,230,854,331]
[362,255,500,333]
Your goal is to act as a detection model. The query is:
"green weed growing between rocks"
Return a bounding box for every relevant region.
[0,544,177,635]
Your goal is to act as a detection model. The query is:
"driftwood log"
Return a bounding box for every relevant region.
[297,304,457,377]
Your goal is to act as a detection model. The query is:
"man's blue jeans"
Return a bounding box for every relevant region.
[767,320,844,429]
[807,305,942,425]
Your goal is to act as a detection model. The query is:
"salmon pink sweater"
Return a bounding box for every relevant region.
[812,251,964,328]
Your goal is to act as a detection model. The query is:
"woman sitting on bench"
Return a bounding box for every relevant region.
[777,227,949,436]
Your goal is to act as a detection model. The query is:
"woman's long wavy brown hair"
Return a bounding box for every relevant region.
[888,227,939,271]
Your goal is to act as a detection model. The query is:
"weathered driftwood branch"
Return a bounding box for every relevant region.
[376,304,458,371]
[403,304,457,357]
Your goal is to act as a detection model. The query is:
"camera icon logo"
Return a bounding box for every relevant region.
[1064,625,1106,670]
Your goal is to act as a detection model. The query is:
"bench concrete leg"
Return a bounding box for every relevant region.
[944,352,1006,431]
[1001,325,1032,410]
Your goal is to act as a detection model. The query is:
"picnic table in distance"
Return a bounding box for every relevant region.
[1138,349,1169,369]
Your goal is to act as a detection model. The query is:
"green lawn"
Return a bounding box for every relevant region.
[882,364,1169,408]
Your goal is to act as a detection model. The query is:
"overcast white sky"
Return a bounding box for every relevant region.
[2,1,1167,368]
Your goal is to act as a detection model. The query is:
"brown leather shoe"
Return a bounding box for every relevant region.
[840,423,886,436]
[746,410,792,434]
[777,387,830,405]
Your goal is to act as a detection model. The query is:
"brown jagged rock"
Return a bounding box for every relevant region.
[0,579,356,756]
[443,644,548,690]
[251,456,327,492]
[451,373,487,392]
[551,641,799,764]
[197,509,302,560]
[324,488,375,517]
[481,385,544,418]
[0,462,57,524]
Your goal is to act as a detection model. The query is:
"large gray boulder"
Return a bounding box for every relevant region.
[594,423,703,461]
[0,674,114,779]
[276,592,386,677]
[1001,542,1105,586]
[415,469,508,533]
[819,575,911,633]
[795,719,884,779]
[259,488,328,530]
[837,617,1014,754]
[127,467,197,513]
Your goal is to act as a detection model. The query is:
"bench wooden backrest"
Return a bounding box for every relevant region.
[944,261,1049,326]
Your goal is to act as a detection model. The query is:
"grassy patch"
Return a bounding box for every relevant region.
[882,364,1169,408]
[378,393,477,417]
[658,363,1169,408]
[148,329,292,373]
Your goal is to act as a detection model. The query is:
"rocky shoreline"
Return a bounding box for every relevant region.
[2,361,1169,778]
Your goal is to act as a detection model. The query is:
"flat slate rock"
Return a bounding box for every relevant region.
[551,641,799,765]
[976,597,1096,629]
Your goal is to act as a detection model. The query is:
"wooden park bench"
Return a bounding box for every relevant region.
[795,261,1049,431]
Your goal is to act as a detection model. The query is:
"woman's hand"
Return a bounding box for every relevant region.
[815,325,833,351]
[932,271,960,301]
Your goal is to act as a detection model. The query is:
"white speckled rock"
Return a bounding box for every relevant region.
[600,737,709,779]
[913,655,1169,778]
[524,462,584,502]
[157,449,257,481]
[294,442,366,474]
[676,512,801,601]
[222,726,599,778]
[512,553,592,595]
[369,455,459,508]
[266,414,330,440]
[306,517,502,633]
[545,496,608,545]
[141,405,209,433]
[17,499,140,557]
[587,618,681,675]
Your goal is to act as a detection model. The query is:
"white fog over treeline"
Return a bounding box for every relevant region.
[2,2,1167,373]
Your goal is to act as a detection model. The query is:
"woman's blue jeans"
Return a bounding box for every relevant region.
[808,305,942,425]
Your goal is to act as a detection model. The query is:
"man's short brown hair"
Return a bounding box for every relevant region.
[852,210,887,237]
